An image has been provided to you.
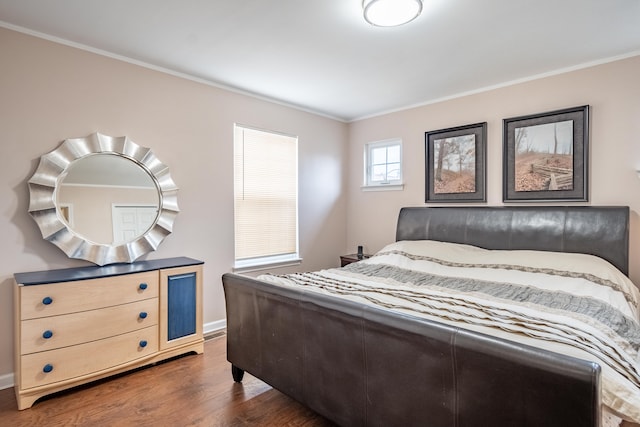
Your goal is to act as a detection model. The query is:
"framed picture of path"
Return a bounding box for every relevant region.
[503,105,589,202]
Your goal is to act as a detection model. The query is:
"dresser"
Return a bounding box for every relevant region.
[13,257,204,410]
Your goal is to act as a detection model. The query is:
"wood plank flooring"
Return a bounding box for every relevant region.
[0,335,335,426]
[2,335,639,427]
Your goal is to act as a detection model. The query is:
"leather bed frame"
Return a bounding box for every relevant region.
[222,206,630,426]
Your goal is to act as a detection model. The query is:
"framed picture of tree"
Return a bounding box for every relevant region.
[425,122,487,203]
[503,105,589,202]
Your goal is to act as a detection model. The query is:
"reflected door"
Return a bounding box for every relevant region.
[112,205,158,245]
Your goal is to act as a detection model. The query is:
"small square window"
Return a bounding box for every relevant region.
[363,139,403,189]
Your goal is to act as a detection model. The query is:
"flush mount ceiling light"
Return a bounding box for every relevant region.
[363,0,423,27]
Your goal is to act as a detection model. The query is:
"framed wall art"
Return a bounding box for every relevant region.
[425,122,487,203]
[503,105,589,202]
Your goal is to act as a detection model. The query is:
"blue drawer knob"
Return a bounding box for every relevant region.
[139,340,148,348]
[42,296,53,305]
[138,283,148,290]
[42,330,53,339]
[43,364,53,373]
[139,312,148,319]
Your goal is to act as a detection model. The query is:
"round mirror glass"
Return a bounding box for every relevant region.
[55,154,160,245]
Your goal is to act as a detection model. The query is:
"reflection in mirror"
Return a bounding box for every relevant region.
[56,154,160,245]
[28,132,179,266]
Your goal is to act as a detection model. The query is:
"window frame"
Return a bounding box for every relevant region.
[362,138,404,191]
[232,124,301,272]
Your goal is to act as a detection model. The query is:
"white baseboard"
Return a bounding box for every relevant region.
[0,319,228,392]
[0,372,14,391]
[203,318,227,337]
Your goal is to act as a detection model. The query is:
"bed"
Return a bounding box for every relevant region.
[222,206,640,427]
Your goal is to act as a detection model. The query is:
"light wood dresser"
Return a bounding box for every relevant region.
[13,257,204,410]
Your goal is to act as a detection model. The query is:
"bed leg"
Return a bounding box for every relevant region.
[231,365,245,382]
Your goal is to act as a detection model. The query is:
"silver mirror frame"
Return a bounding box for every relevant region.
[28,132,179,266]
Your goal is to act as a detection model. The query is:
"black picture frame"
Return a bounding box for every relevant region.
[503,105,589,202]
[425,122,487,203]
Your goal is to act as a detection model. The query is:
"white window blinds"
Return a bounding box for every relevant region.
[233,125,298,267]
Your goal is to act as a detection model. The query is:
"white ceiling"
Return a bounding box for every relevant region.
[1,0,639,121]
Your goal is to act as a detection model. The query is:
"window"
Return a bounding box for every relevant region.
[363,139,403,190]
[233,124,299,270]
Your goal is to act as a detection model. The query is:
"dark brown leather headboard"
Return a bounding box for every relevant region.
[396,206,629,276]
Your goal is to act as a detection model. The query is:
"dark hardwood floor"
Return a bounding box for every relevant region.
[0,335,335,426]
[4,336,640,427]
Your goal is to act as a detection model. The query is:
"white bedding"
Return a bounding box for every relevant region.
[259,240,640,424]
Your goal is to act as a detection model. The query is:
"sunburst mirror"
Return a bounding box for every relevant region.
[28,132,179,265]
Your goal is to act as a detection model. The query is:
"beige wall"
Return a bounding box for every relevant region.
[347,55,640,283]
[0,28,348,380]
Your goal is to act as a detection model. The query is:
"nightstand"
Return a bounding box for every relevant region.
[340,253,371,267]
